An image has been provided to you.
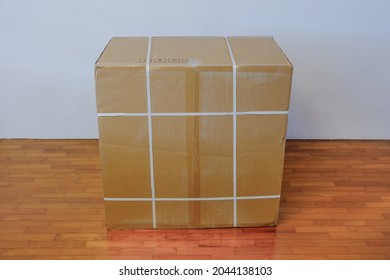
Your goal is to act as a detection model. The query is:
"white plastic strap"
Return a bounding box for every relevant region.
[104,195,280,202]
[146,37,157,228]
[97,111,289,117]
[225,37,238,227]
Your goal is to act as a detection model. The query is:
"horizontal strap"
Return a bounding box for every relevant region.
[103,195,280,202]
[97,111,289,117]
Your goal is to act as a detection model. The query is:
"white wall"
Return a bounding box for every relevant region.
[1,0,389,139]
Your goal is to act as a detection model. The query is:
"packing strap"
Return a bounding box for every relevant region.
[104,195,281,202]
[225,37,238,226]
[145,37,157,228]
[97,111,289,117]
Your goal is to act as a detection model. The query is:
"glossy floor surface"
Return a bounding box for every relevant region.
[0,139,389,259]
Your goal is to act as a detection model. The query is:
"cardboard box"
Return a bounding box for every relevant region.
[95,36,292,229]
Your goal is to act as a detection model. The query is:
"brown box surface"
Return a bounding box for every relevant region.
[95,36,292,229]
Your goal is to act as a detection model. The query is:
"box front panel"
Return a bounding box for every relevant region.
[198,70,233,112]
[104,201,153,229]
[152,116,233,198]
[151,69,233,113]
[156,200,233,229]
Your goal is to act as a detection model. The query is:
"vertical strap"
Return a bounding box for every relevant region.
[146,37,157,228]
[225,37,237,227]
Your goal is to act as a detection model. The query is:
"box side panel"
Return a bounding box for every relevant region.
[104,201,153,229]
[237,114,287,196]
[237,67,292,111]
[95,67,147,113]
[236,198,280,227]
[98,117,151,198]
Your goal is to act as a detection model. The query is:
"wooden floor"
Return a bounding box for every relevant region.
[0,139,389,260]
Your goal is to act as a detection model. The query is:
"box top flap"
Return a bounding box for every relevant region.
[96,37,149,67]
[150,36,231,67]
[228,36,291,66]
[96,36,291,68]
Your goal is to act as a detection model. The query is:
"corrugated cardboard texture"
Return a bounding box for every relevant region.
[227,37,290,66]
[98,117,151,198]
[237,114,287,196]
[95,68,147,113]
[95,36,292,229]
[150,69,233,113]
[150,37,232,67]
[156,200,233,229]
[236,198,280,227]
[229,36,292,112]
[153,116,233,198]
[104,201,153,229]
[96,37,148,67]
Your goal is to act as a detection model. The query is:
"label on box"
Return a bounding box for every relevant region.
[139,58,189,63]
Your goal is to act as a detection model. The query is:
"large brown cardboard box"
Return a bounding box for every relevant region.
[95,36,292,229]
